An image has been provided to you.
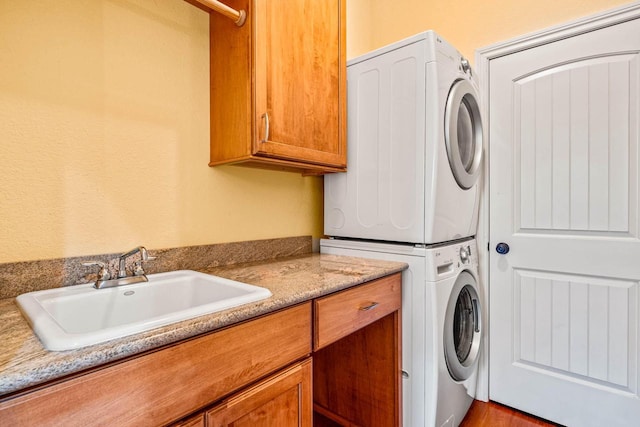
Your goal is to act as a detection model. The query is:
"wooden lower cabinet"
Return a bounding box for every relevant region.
[173,413,206,427]
[0,303,312,427]
[314,313,401,426]
[1,274,402,427]
[312,273,403,427]
[206,358,312,427]
[174,273,402,427]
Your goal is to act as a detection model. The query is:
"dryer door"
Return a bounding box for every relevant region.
[444,79,483,189]
[444,270,482,381]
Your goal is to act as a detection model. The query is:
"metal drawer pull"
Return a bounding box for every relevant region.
[359,302,379,311]
[261,112,270,143]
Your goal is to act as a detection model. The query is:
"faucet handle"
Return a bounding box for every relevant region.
[133,261,145,276]
[82,261,111,281]
[138,247,156,262]
[133,255,156,276]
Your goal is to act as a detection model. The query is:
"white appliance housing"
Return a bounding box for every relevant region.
[321,238,483,427]
[324,31,483,245]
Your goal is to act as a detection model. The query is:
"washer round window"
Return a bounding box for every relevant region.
[444,271,482,382]
[453,285,476,363]
[444,79,483,189]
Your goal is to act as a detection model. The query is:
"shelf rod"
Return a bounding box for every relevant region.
[192,0,247,26]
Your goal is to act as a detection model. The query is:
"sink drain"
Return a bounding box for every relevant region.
[123,290,135,296]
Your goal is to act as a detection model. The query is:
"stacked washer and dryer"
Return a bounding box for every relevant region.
[321,31,485,427]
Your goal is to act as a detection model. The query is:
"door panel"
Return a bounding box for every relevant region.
[515,54,636,234]
[513,269,637,389]
[490,17,640,426]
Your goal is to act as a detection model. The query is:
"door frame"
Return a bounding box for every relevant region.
[473,0,640,402]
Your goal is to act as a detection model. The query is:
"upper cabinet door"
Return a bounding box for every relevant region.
[253,0,346,169]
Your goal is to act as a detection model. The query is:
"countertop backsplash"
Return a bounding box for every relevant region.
[0,236,313,299]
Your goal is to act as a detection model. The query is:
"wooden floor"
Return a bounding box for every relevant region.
[461,400,560,427]
[315,400,560,426]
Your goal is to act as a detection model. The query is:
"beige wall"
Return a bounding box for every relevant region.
[346,0,374,59]
[4,0,628,263]
[347,0,631,60]
[0,0,322,263]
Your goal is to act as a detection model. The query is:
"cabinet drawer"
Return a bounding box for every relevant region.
[314,273,401,350]
[0,303,312,427]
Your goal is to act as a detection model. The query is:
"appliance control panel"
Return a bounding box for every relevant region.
[430,239,477,280]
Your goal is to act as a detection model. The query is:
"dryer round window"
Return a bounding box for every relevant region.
[445,78,484,190]
[444,270,482,382]
[457,100,476,171]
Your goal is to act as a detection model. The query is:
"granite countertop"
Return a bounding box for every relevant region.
[0,253,406,398]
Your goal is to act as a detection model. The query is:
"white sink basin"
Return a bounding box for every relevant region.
[16,270,272,351]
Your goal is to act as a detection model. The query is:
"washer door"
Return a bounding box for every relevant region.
[444,270,482,381]
[444,79,483,189]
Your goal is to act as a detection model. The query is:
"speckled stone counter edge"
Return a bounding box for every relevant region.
[0,253,407,397]
[0,236,312,299]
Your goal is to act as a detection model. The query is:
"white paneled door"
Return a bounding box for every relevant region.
[489,17,640,426]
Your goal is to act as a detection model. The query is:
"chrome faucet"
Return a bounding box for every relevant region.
[83,246,155,289]
[118,246,149,278]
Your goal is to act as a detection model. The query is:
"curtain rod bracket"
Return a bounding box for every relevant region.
[191,0,247,27]
[235,9,247,27]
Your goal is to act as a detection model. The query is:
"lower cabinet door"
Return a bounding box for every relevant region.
[173,413,205,427]
[206,358,312,427]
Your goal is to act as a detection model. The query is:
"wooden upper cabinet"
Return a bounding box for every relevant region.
[210,0,346,174]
